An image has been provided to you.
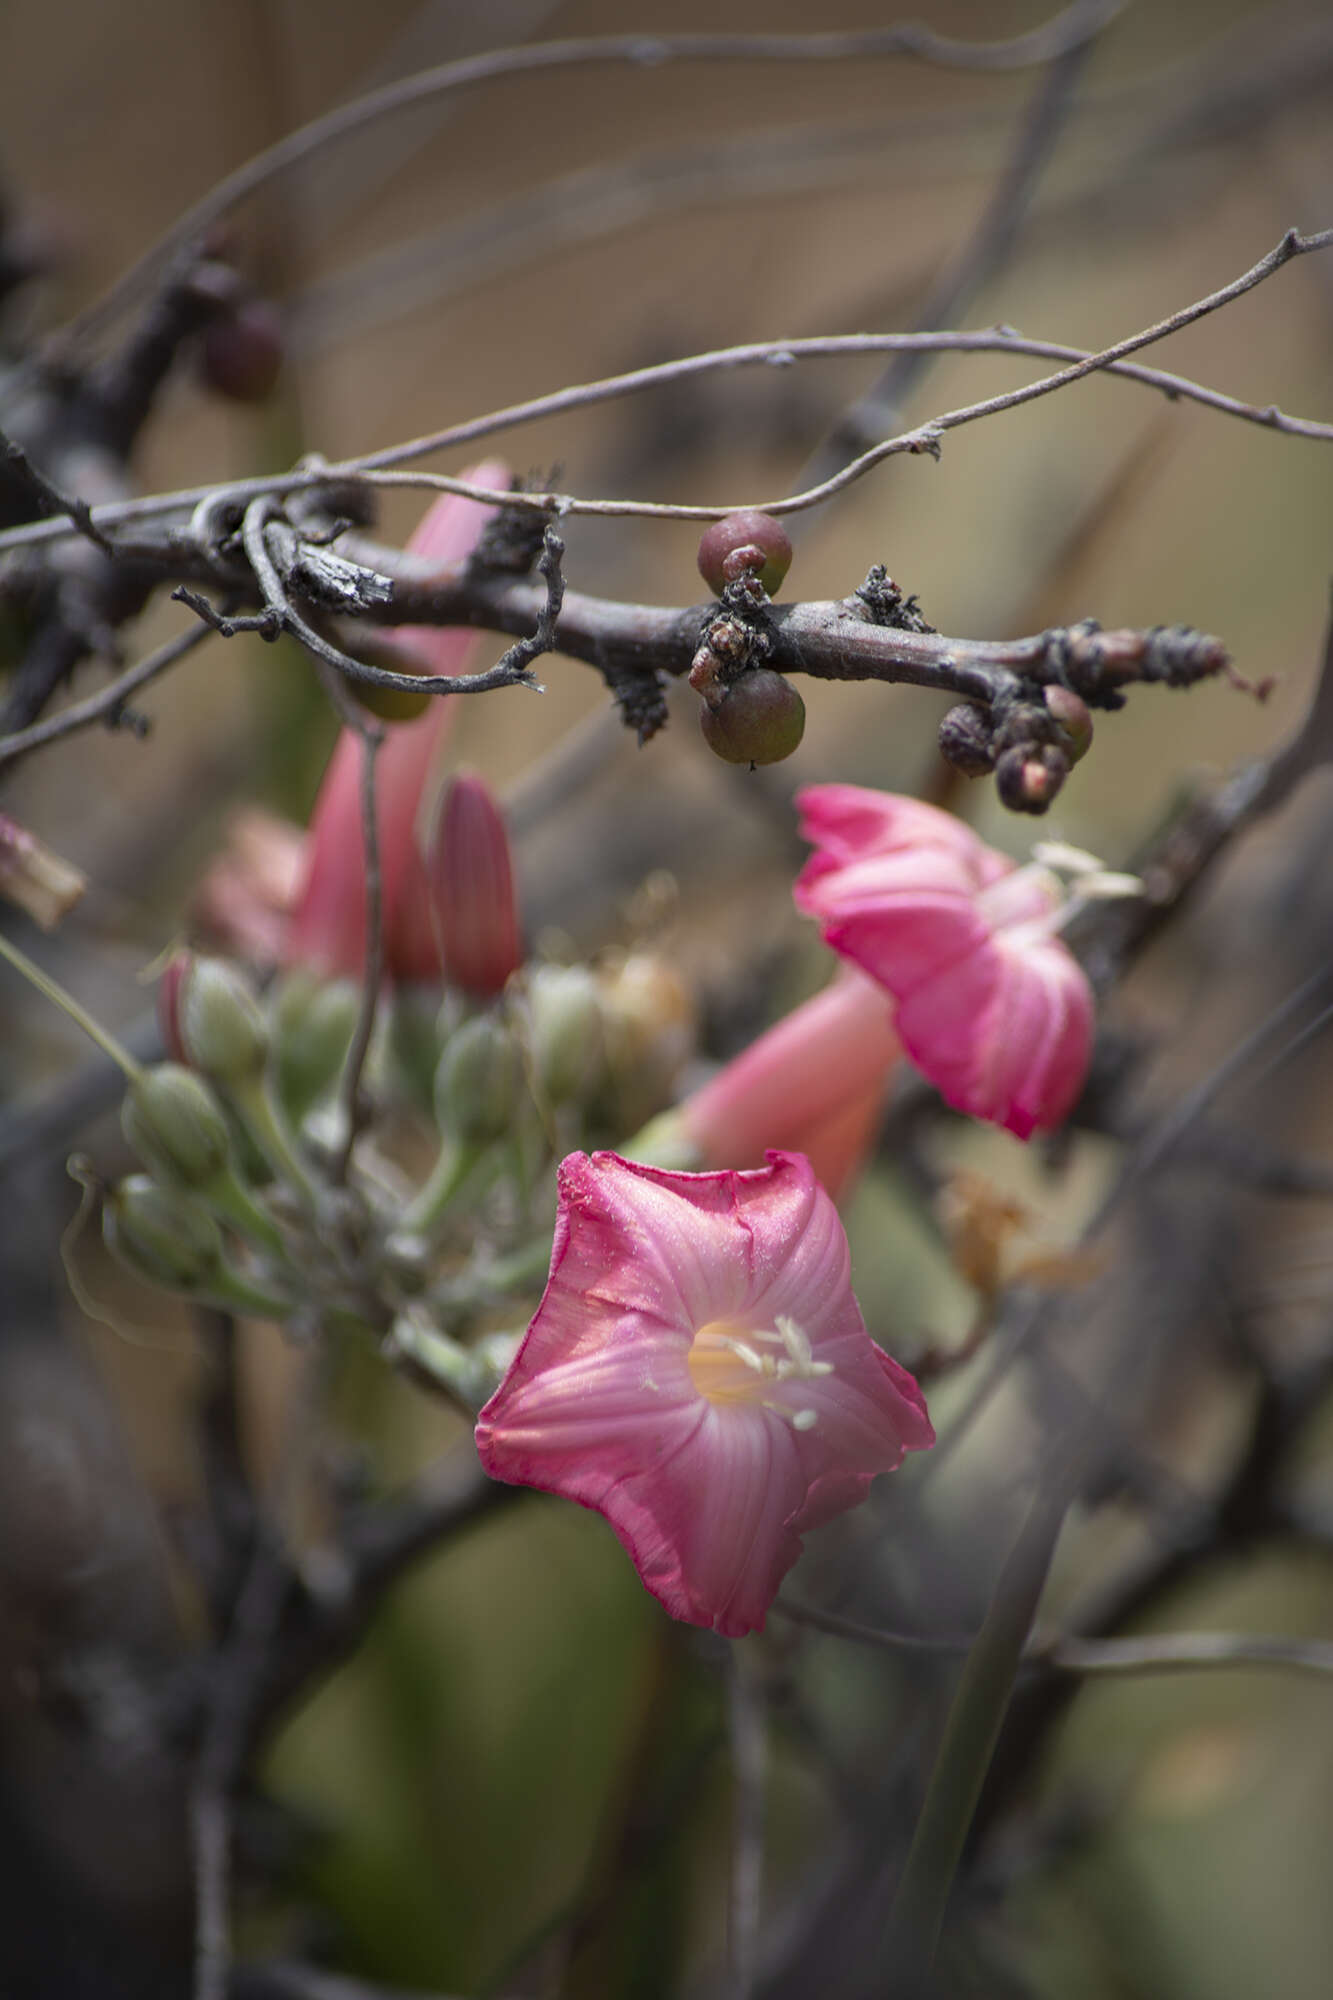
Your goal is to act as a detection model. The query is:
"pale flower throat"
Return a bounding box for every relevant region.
[688,1314,832,1430]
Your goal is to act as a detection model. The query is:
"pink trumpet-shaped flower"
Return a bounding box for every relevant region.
[642,969,901,1199]
[794,785,1094,1140]
[284,460,511,980]
[475,1150,933,1637]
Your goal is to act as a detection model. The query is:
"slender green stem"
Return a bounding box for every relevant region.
[206,1164,288,1260]
[400,1139,489,1236]
[882,1481,1069,1987]
[479,1235,556,1295]
[0,931,144,1080]
[230,1076,321,1211]
[203,1267,295,1323]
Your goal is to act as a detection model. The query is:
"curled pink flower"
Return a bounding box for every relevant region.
[794,785,1095,1140]
[475,1150,933,1637]
[284,460,510,981]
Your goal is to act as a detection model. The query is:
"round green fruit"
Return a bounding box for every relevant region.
[699,669,806,766]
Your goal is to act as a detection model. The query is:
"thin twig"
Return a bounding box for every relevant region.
[3,242,1331,562]
[727,1644,767,2000]
[1039,1630,1333,1680]
[0,620,215,773]
[334,720,384,1186]
[799,0,1113,489]
[778,1599,1333,1681]
[60,8,1125,355]
[0,428,117,554]
[344,237,1333,497]
[191,1352,323,2000]
[168,496,547,705]
[920,958,1333,1490]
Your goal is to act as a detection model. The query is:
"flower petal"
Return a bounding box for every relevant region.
[795,783,1094,1138]
[475,1149,932,1634]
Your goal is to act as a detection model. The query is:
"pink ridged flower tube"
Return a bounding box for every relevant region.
[284,459,510,981]
[475,1150,933,1637]
[388,770,522,993]
[793,785,1095,1140]
[647,969,901,1199]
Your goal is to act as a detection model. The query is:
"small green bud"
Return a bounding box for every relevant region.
[104,1175,224,1292]
[122,1064,233,1189]
[173,956,268,1084]
[434,1013,519,1147]
[271,971,360,1120]
[387,984,447,1107]
[528,964,605,1106]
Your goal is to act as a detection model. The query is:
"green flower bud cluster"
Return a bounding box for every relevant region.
[108,955,338,1322]
[92,929,699,1414]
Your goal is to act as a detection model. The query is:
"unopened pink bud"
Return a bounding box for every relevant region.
[285,460,511,982]
[412,773,522,998]
[160,952,267,1084]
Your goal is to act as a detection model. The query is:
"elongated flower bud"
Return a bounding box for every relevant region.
[161,953,268,1084]
[271,970,360,1120]
[412,773,522,997]
[122,1064,233,1188]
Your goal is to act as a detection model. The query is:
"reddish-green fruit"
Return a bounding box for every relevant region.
[699,669,806,766]
[697,511,792,597]
[198,299,284,402]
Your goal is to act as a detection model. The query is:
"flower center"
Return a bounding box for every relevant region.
[978,845,1142,947]
[687,1314,832,1430]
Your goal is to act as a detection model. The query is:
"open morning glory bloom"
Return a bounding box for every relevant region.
[794,785,1106,1141]
[475,1150,933,1637]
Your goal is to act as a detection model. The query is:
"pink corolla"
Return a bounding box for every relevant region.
[794,785,1100,1141]
[285,459,511,980]
[475,1149,933,1637]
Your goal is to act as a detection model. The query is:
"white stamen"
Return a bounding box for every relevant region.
[1032,840,1104,876]
[1078,870,1143,900]
[714,1314,832,1383]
